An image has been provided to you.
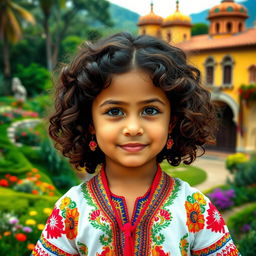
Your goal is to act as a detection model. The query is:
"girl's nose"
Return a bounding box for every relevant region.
[122,118,144,136]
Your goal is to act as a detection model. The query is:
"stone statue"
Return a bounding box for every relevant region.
[12,77,27,102]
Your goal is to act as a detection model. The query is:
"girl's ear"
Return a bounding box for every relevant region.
[89,124,95,134]
[168,117,177,133]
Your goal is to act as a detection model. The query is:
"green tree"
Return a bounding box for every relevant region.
[34,0,112,70]
[0,0,35,93]
[38,0,66,71]
[192,23,208,36]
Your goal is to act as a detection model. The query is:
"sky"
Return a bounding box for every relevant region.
[107,0,245,17]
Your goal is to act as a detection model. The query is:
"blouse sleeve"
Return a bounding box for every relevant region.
[32,195,80,256]
[187,191,241,256]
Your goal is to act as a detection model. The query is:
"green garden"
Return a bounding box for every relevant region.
[1,1,256,255]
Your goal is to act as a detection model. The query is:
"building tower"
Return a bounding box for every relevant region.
[162,0,192,43]
[137,2,163,38]
[208,0,248,38]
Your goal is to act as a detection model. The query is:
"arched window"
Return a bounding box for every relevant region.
[222,56,233,86]
[248,65,256,84]
[157,29,161,38]
[215,22,220,33]
[167,32,171,42]
[238,22,243,32]
[226,22,232,33]
[205,57,215,85]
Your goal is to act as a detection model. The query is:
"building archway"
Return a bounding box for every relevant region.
[207,101,237,152]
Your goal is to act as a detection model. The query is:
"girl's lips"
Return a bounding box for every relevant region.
[119,143,147,152]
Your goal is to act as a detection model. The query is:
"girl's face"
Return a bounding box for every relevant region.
[91,69,171,171]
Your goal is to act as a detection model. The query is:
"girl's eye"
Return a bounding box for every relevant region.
[105,108,124,116]
[142,107,160,116]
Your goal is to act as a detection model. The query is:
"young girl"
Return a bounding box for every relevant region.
[32,32,240,256]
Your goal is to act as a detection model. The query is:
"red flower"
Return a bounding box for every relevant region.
[21,132,27,136]
[9,176,18,182]
[45,208,65,239]
[15,233,27,242]
[32,190,39,195]
[159,209,171,220]
[0,179,9,187]
[206,202,225,233]
[90,210,101,220]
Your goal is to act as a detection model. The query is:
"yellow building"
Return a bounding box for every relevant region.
[138,0,256,153]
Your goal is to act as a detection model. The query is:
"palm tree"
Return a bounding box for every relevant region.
[0,0,35,93]
[38,0,66,71]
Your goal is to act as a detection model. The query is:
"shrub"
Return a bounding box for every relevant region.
[26,94,52,117]
[226,152,248,173]
[227,203,256,237]
[207,188,235,211]
[40,137,78,191]
[14,126,41,147]
[15,63,51,97]
[232,160,256,187]
[238,230,256,256]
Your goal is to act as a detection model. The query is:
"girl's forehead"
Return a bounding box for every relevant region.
[93,69,169,105]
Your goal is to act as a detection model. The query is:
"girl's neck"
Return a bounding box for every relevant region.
[104,160,158,189]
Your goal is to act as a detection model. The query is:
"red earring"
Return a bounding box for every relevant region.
[166,134,174,150]
[89,135,97,151]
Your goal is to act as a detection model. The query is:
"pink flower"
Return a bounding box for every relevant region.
[159,209,171,220]
[90,210,101,220]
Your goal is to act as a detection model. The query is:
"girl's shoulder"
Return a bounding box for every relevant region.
[165,173,208,201]
[55,176,95,208]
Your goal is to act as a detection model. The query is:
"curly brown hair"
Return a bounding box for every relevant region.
[49,32,217,173]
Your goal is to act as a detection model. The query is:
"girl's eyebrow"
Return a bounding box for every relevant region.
[99,98,166,107]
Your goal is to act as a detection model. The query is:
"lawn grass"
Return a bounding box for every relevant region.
[160,161,207,186]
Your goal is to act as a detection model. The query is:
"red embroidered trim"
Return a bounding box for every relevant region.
[101,165,162,256]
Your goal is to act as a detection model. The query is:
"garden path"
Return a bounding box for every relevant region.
[193,151,233,192]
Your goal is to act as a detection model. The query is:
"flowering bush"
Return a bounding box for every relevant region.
[239,84,256,102]
[226,152,248,173]
[0,169,56,196]
[207,188,235,211]
[15,126,41,146]
[0,108,38,125]
[0,208,52,256]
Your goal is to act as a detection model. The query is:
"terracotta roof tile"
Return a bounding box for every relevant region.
[176,28,256,52]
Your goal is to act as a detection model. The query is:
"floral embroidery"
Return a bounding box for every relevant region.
[151,245,170,256]
[185,192,206,233]
[96,246,114,256]
[33,234,78,256]
[77,241,88,256]
[191,233,237,256]
[185,201,205,233]
[179,233,189,256]
[206,202,225,233]
[193,192,207,206]
[45,207,65,239]
[60,197,71,210]
[65,207,79,240]
[89,209,113,246]
[90,209,101,221]
[60,198,77,219]
[152,208,172,245]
